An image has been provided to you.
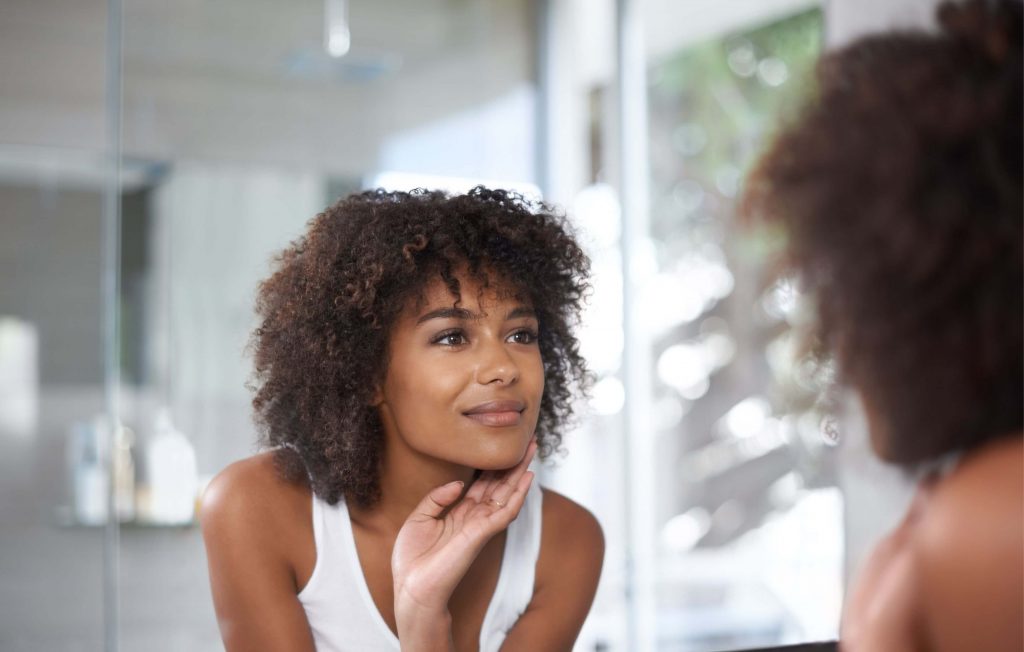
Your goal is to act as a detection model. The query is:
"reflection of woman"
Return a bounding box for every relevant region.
[200,188,603,651]
[743,1,1022,650]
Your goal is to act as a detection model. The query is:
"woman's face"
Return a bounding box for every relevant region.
[375,273,545,471]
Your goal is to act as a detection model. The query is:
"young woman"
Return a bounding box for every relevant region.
[743,1,1022,650]
[200,187,604,651]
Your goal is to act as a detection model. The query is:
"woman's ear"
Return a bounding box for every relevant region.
[370,384,384,407]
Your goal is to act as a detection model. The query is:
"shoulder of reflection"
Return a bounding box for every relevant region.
[916,435,1023,543]
[911,436,1023,649]
[200,451,312,552]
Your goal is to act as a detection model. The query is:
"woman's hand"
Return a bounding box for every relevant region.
[391,440,537,650]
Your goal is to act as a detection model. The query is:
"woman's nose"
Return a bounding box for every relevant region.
[475,339,520,385]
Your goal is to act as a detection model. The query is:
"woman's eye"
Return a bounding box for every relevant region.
[509,329,538,344]
[434,331,467,346]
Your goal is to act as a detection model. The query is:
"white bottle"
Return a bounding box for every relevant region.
[68,416,109,526]
[113,424,136,522]
[145,409,198,525]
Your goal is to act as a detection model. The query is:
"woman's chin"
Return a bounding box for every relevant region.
[459,441,530,472]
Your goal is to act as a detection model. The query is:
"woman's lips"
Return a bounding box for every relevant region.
[463,400,525,427]
[464,411,523,427]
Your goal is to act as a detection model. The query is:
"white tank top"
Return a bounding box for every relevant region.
[298,481,544,651]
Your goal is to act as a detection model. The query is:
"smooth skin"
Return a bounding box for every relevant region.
[201,275,604,651]
[840,435,1023,652]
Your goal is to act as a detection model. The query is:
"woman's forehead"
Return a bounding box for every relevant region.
[414,272,530,312]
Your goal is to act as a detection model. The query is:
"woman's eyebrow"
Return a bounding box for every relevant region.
[506,306,536,320]
[416,307,474,324]
[415,305,535,324]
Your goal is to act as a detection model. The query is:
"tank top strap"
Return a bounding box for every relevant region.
[478,479,544,651]
[298,491,401,651]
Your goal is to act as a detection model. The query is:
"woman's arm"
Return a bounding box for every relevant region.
[199,454,317,652]
[498,489,604,652]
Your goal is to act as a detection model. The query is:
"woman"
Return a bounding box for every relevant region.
[743,1,1022,650]
[200,187,604,651]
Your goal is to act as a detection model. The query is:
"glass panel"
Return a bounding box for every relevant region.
[643,6,839,650]
[115,0,538,648]
[0,1,112,649]
[0,150,112,650]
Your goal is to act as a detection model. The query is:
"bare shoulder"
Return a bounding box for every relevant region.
[200,451,319,650]
[936,435,1021,496]
[200,450,314,576]
[537,487,604,581]
[540,487,604,547]
[913,437,1023,652]
[919,437,1022,551]
[202,450,311,525]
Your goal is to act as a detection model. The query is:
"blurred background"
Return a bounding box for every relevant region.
[0,1,940,650]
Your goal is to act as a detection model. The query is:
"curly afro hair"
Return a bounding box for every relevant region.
[742,0,1022,465]
[250,187,591,506]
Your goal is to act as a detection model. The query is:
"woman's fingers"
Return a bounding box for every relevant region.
[484,439,537,504]
[474,467,533,521]
[413,480,465,520]
[456,470,534,544]
[465,437,538,503]
[485,470,534,518]
[464,471,493,502]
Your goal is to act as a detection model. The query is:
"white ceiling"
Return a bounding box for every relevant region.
[0,0,533,176]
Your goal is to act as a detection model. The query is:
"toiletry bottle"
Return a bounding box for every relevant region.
[68,417,109,526]
[146,409,198,525]
[113,424,136,522]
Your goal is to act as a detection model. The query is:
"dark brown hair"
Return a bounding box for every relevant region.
[742,0,1022,465]
[250,187,591,506]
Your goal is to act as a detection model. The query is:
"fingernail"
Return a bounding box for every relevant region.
[447,480,465,488]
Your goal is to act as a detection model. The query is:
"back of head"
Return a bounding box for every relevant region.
[743,0,1022,465]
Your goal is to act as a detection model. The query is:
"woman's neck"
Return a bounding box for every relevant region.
[349,437,477,535]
